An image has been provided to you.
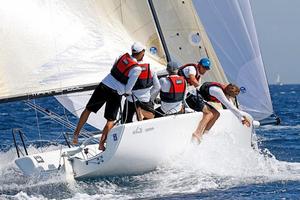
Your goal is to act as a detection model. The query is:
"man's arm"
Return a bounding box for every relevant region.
[209,86,244,119]
[150,72,161,101]
[124,66,142,95]
[188,74,200,87]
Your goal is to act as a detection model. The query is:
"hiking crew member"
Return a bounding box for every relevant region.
[178,58,210,88]
[155,61,186,118]
[178,58,220,144]
[73,42,146,151]
[122,62,161,123]
[197,82,251,128]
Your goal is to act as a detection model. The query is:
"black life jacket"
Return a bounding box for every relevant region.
[160,75,186,103]
[199,82,226,103]
[178,63,200,85]
[133,63,153,90]
[110,53,138,84]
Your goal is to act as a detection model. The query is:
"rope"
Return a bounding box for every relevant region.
[32,99,42,152]
[24,100,96,141]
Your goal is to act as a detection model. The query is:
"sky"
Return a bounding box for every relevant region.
[251,0,300,84]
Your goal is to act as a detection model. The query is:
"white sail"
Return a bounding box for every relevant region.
[56,0,229,128]
[193,0,274,120]
[150,0,227,83]
[0,0,166,102]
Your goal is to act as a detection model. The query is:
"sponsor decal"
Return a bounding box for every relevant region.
[176,79,183,84]
[133,127,143,134]
[113,133,118,141]
[123,59,129,65]
[240,86,246,94]
[34,155,44,163]
[145,127,154,132]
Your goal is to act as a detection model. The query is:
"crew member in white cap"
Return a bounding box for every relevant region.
[73,42,146,151]
[155,61,187,117]
[122,59,161,123]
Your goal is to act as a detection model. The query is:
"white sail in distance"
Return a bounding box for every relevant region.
[193,0,274,120]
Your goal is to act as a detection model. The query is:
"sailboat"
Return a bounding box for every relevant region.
[276,74,284,86]
[0,0,266,179]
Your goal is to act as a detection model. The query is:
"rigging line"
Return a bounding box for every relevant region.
[24,101,95,139]
[32,99,42,152]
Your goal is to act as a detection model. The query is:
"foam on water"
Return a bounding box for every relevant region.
[260,124,300,130]
[1,130,300,200]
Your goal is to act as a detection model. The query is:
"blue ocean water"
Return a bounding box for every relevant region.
[0,85,299,199]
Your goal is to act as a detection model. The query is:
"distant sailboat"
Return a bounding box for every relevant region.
[276,74,283,86]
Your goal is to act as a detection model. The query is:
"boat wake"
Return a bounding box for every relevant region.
[1,131,300,200]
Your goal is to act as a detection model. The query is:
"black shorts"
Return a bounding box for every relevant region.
[136,101,155,113]
[122,100,154,123]
[154,106,165,118]
[86,83,121,121]
[186,93,206,112]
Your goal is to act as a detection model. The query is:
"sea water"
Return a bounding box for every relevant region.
[0,85,299,199]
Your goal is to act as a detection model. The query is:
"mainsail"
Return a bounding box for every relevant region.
[0,0,269,122]
[193,0,274,120]
[150,0,227,83]
[0,0,166,103]
[56,0,228,128]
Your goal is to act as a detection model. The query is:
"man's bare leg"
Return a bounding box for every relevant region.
[205,107,220,131]
[192,105,213,143]
[73,109,91,144]
[98,120,115,151]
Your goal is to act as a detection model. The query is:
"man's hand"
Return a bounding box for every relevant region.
[189,74,200,88]
[242,116,251,127]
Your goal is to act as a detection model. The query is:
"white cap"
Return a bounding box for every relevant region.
[131,42,146,53]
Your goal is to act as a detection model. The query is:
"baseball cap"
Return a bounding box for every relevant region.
[131,42,146,53]
[199,58,211,69]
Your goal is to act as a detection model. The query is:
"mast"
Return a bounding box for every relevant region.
[148,0,171,62]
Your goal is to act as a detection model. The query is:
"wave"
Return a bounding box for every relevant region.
[1,132,300,200]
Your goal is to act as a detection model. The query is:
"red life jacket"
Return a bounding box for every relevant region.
[110,53,138,84]
[178,63,200,85]
[160,75,186,103]
[199,82,226,103]
[133,63,153,90]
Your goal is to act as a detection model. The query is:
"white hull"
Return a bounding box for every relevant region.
[15,110,253,179]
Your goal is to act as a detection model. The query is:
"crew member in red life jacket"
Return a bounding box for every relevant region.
[73,42,146,151]
[179,58,220,144]
[178,58,210,87]
[155,61,186,118]
[122,61,161,123]
[197,81,251,127]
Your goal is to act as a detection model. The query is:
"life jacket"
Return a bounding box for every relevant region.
[178,63,200,85]
[110,53,139,84]
[160,75,186,103]
[133,63,153,90]
[199,82,226,103]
